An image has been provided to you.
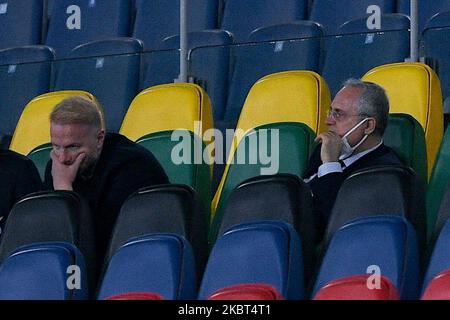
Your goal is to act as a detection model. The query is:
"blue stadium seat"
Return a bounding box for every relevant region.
[322,13,410,96]
[198,221,304,300]
[0,46,54,147]
[310,0,397,36]
[104,184,208,281]
[143,29,233,121]
[45,0,132,58]
[313,216,420,300]
[132,0,218,50]
[398,0,450,33]
[325,166,426,251]
[220,0,308,43]
[0,242,88,300]
[223,21,323,125]
[422,11,450,114]
[54,38,143,132]
[98,234,197,300]
[0,0,44,49]
[0,191,96,294]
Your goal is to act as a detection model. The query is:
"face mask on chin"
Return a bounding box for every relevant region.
[339,117,370,160]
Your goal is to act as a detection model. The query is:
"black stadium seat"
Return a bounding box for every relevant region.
[104,184,209,280]
[0,191,96,294]
[325,165,427,251]
[215,174,316,280]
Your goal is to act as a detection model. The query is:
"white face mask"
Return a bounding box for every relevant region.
[339,118,369,160]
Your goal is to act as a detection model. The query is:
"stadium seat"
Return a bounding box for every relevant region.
[0,191,96,294]
[398,0,450,33]
[98,234,197,300]
[211,123,315,241]
[322,13,410,96]
[325,166,427,250]
[142,29,233,122]
[422,219,450,299]
[310,0,397,36]
[422,11,450,115]
[212,71,330,218]
[45,0,132,58]
[220,0,308,43]
[0,46,54,148]
[430,181,450,245]
[9,90,100,156]
[106,293,163,300]
[0,242,88,300]
[54,38,142,132]
[210,174,315,280]
[132,0,218,50]
[314,275,400,300]
[120,83,214,207]
[427,127,450,239]
[223,21,323,125]
[198,221,304,300]
[0,0,44,49]
[313,216,420,300]
[421,269,450,300]
[104,184,208,279]
[362,62,444,177]
[383,113,428,183]
[27,143,52,181]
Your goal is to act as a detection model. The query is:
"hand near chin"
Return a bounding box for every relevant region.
[315,131,343,163]
[51,151,86,191]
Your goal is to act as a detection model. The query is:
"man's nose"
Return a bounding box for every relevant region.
[326,113,336,126]
[56,149,71,164]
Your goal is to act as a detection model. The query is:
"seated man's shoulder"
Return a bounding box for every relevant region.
[380,145,405,166]
[0,149,34,173]
[103,133,159,164]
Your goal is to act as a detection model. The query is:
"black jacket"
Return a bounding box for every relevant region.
[303,143,403,234]
[0,150,43,229]
[45,133,169,255]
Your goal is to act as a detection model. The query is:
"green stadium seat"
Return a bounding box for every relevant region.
[384,113,428,183]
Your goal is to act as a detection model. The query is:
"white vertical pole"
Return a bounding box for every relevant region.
[410,0,419,62]
[179,0,188,82]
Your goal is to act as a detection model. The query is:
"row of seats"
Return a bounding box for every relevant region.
[6,64,446,239]
[2,1,450,134]
[5,15,450,140]
[3,0,450,53]
[2,165,450,299]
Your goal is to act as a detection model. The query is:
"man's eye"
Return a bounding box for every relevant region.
[68,146,80,151]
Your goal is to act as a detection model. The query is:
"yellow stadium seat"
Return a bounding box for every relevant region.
[9,91,100,156]
[119,83,214,209]
[120,83,213,141]
[211,70,330,215]
[363,62,444,177]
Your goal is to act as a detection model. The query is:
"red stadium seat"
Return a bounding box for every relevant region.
[422,269,450,300]
[314,275,400,300]
[106,292,164,300]
[208,284,284,300]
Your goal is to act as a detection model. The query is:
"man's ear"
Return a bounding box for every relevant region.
[97,129,105,147]
[364,118,376,135]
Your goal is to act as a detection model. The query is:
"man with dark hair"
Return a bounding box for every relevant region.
[303,79,403,232]
[0,150,42,233]
[45,96,169,255]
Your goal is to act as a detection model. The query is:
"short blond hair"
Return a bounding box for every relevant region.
[50,96,105,129]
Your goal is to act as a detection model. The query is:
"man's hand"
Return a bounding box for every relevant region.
[51,150,86,191]
[315,131,343,163]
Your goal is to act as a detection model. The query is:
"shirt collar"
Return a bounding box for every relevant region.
[341,140,383,169]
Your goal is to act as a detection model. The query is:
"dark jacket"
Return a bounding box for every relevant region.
[45,133,169,255]
[0,150,43,230]
[303,143,403,234]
